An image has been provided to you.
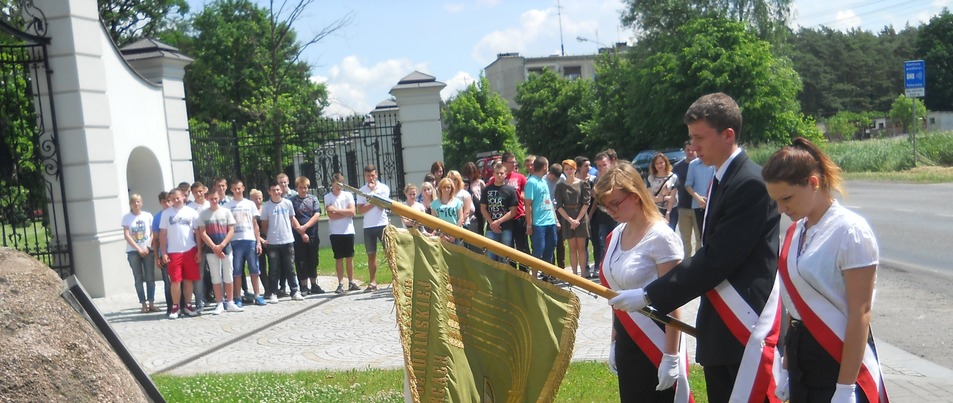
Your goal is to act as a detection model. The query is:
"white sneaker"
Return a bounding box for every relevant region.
[212,302,225,315]
[292,291,304,301]
[268,294,279,304]
[226,302,244,312]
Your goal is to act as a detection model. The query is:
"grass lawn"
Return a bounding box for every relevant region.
[153,361,709,402]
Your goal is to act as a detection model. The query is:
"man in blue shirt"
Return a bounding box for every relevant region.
[524,156,558,279]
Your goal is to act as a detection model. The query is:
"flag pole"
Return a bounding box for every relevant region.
[344,184,697,337]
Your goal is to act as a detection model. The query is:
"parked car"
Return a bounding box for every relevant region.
[632,149,685,181]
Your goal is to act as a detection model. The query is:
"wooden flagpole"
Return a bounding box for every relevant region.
[343,184,697,337]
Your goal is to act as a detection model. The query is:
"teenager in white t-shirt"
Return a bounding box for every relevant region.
[356,164,390,293]
[186,181,211,309]
[121,194,156,313]
[226,178,265,306]
[199,191,244,315]
[260,182,304,303]
[325,173,360,294]
[158,189,201,319]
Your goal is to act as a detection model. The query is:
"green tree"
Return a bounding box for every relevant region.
[825,110,879,140]
[513,69,597,162]
[889,94,927,134]
[917,9,953,111]
[623,18,821,147]
[789,25,917,117]
[183,0,349,172]
[442,76,520,169]
[98,0,189,46]
[620,0,791,42]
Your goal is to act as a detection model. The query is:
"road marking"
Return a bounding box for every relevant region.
[894,209,914,213]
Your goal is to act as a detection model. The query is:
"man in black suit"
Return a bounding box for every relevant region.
[609,93,781,403]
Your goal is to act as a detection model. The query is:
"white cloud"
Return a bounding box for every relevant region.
[442,71,476,101]
[317,56,429,117]
[832,9,862,31]
[470,1,631,66]
[475,0,502,7]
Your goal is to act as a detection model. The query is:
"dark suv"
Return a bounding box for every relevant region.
[632,149,685,181]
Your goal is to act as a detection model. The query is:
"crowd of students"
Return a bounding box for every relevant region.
[121,167,393,320]
[122,93,888,401]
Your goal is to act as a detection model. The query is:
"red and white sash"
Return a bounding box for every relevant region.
[705,272,783,402]
[779,224,889,403]
[601,230,693,403]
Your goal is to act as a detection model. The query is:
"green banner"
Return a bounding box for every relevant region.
[385,226,580,403]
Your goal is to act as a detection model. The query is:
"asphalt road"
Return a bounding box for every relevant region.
[842,181,953,274]
[840,181,953,369]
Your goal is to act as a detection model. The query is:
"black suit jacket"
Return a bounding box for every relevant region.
[645,150,779,366]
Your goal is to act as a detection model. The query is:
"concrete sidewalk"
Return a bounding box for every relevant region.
[94,276,953,401]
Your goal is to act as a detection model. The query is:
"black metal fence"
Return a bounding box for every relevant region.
[190,113,404,199]
[0,16,73,277]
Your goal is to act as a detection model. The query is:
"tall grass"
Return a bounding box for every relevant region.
[747,131,953,172]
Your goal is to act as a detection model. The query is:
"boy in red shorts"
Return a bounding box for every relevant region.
[159,188,202,319]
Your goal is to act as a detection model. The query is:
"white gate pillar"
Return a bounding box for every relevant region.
[390,72,446,192]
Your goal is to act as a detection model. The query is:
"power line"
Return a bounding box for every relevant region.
[795,0,934,30]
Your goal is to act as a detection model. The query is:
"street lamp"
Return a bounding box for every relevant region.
[576,35,607,52]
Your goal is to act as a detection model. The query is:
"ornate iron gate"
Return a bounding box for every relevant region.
[191,114,404,199]
[0,6,73,277]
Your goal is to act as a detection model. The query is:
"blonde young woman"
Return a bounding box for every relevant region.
[594,161,691,403]
[763,138,888,403]
[647,153,678,230]
[431,177,464,243]
[445,170,474,229]
[554,159,590,276]
[122,194,158,313]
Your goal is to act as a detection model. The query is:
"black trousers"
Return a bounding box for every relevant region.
[293,233,319,279]
[613,316,675,403]
[786,321,871,403]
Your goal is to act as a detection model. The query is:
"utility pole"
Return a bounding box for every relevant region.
[557,0,565,56]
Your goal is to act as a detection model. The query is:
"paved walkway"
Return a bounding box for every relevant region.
[95,276,953,401]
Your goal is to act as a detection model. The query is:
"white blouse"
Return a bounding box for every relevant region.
[782,201,879,320]
[604,221,683,291]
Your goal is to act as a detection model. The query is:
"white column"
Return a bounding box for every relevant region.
[36,0,124,297]
[389,72,446,191]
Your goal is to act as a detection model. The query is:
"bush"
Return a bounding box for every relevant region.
[748,131,953,172]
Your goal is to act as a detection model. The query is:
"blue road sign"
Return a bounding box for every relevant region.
[905,60,925,97]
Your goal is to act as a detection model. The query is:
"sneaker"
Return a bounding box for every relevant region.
[196,300,206,311]
[212,302,225,315]
[255,296,267,306]
[268,294,279,304]
[292,291,304,301]
[334,284,344,294]
[234,298,244,308]
[184,304,200,317]
[364,283,377,293]
[226,302,245,312]
[276,289,288,298]
[348,282,361,292]
[311,284,325,294]
[168,305,180,319]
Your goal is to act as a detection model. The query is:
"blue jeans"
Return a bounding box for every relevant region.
[531,224,558,265]
[485,228,514,262]
[126,250,156,303]
[232,240,260,277]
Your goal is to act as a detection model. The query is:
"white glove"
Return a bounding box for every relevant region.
[656,353,679,390]
[608,341,618,375]
[831,383,856,403]
[775,367,790,401]
[608,288,648,312]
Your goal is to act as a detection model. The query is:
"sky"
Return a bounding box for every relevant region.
[186,0,952,117]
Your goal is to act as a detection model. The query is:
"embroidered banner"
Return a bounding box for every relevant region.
[385,226,580,402]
